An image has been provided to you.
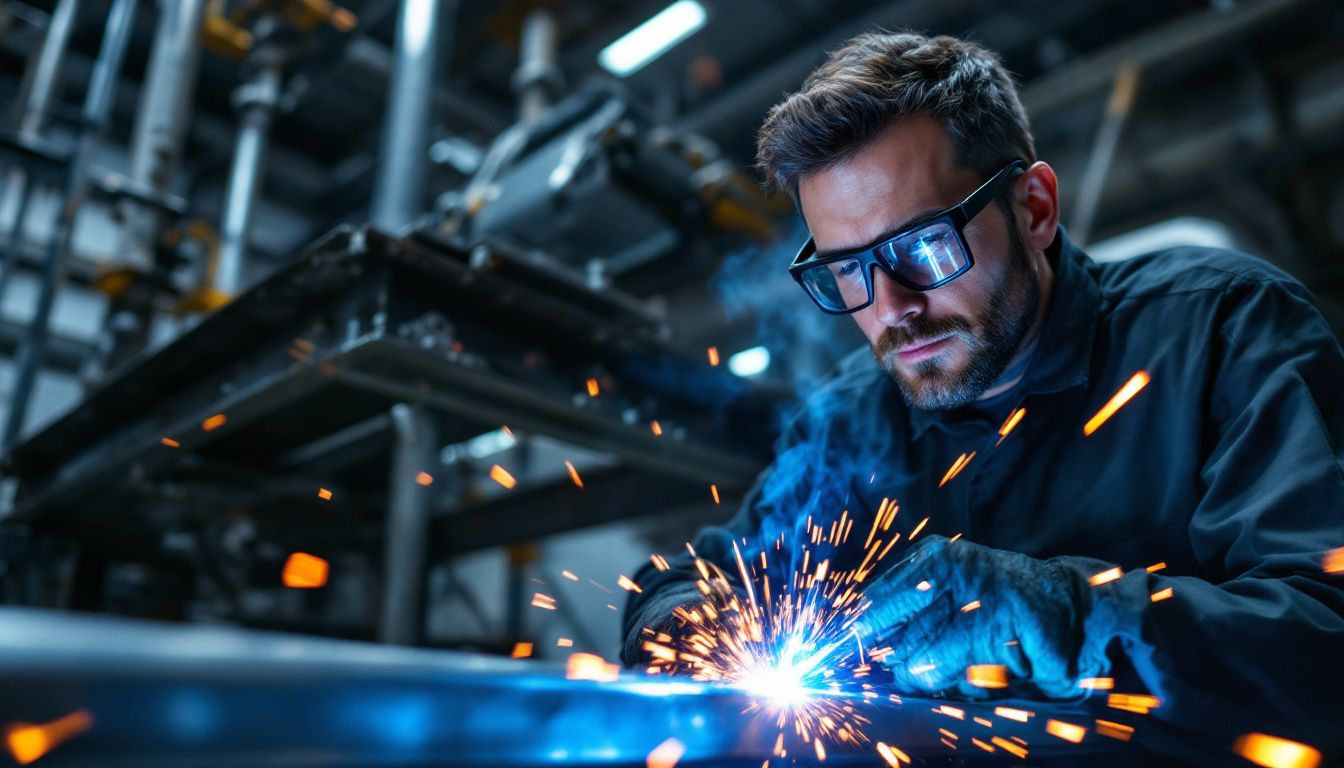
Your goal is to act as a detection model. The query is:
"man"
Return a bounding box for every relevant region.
[622,31,1344,758]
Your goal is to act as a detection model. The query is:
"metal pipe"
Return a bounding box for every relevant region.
[379,403,439,645]
[2,0,139,452]
[1069,63,1140,245]
[514,8,559,125]
[0,0,82,299]
[370,0,450,232]
[214,36,283,298]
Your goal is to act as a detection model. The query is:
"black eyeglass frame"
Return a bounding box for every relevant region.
[788,159,1028,315]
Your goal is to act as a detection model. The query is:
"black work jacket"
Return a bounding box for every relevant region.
[623,227,1344,757]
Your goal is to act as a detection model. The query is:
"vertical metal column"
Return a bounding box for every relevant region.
[213,19,283,298]
[513,8,559,125]
[370,0,450,233]
[1069,63,1140,246]
[379,403,439,645]
[2,0,139,452]
[0,0,82,301]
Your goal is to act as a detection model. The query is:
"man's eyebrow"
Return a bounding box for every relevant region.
[813,207,944,259]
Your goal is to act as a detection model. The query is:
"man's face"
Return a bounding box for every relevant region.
[798,117,1039,410]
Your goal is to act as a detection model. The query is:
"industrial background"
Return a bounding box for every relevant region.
[0,0,1340,763]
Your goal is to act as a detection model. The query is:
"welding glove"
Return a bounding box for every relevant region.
[851,535,1130,701]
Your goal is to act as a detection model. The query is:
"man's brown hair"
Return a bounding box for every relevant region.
[756,31,1036,199]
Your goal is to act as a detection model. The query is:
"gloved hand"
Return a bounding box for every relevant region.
[851,535,1125,700]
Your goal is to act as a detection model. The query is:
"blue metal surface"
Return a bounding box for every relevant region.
[0,608,1127,766]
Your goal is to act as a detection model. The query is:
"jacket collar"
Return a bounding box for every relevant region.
[908,226,1100,438]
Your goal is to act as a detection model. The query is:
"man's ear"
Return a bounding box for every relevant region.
[1015,161,1059,251]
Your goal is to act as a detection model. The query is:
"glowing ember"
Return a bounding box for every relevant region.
[1145,561,1167,573]
[992,736,1028,758]
[160,437,180,448]
[510,642,533,658]
[1088,567,1122,586]
[646,737,685,768]
[710,484,720,504]
[909,517,930,540]
[316,487,333,500]
[1323,547,1344,574]
[489,465,517,489]
[1150,587,1174,602]
[1083,371,1150,436]
[876,742,909,766]
[530,593,556,610]
[282,552,329,588]
[960,600,981,613]
[1234,733,1321,768]
[4,710,93,765]
[994,706,1032,722]
[916,580,932,591]
[562,570,579,581]
[650,420,663,436]
[1045,719,1086,743]
[565,461,584,488]
[415,471,433,486]
[1079,677,1114,690]
[938,452,975,487]
[707,347,720,366]
[1107,693,1160,713]
[586,378,600,397]
[937,705,965,720]
[556,638,573,647]
[966,664,1008,688]
[618,575,642,593]
[1094,719,1134,741]
[202,413,227,431]
[566,653,620,682]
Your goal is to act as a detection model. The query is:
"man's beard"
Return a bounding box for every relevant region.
[872,219,1040,411]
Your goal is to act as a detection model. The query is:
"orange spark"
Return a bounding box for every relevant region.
[991,737,1028,758]
[531,593,556,610]
[916,580,932,592]
[966,664,1008,689]
[1145,561,1167,573]
[586,378,600,397]
[1150,587,1174,602]
[618,575,642,593]
[649,554,670,571]
[994,706,1032,722]
[561,570,579,581]
[202,413,227,431]
[1107,693,1160,713]
[1083,371,1150,436]
[938,452,976,487]
[489,465,517,489]
[5,710,93,765]
[1094,719,1134,742]
[997,408,1027,444]
[556,638,573,647]
[160,437,180,448]
[564,460,584,488]
[876,742,910,766]
[1089,567,1122,586]
[971,737,994,753]
[1079,677,1114,690]
[936,705,964,720]
[960,600,981,613]
[1234,733,1321,768]
[909,517,930,540]
[1323,547,1344,574]
[1045,719,1086,743]
[710,484,720,504]
[316,487,333,500]
[646,737,685,768]
[566,653,620,682]
[814,738,827,761]
[282,552,329,588]
[650,420,663,436]
[510,642,533,658]
[707,347,720,366]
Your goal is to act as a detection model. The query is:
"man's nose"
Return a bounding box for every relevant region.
[870,267,924,326]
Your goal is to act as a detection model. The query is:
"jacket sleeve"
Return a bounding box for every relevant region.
[620,380,870,667]
[1087,276,1344,753]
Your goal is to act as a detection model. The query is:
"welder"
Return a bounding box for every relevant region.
[622,30,1344,758]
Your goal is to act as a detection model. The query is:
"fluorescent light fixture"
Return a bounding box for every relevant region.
[598,0,707,77]
[728,346,770,378]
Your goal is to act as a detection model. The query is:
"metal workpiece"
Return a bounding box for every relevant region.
[1,0,139,453]
[0,607,1140,767]
[379,404,439,645]
[371,0,451,233]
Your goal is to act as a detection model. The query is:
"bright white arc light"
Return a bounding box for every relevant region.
[728,346,770,378]
[598,0,708,77]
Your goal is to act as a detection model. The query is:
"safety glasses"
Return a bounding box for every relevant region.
[789,160,1026,314]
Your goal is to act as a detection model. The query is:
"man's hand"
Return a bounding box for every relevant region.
[852,535,1116,700]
